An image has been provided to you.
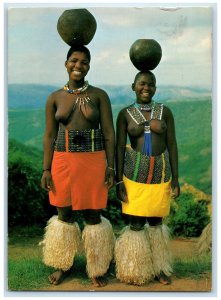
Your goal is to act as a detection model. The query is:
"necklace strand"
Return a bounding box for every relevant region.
[134,101,155,111]
[63,81,91,111]
[64,81,89,94]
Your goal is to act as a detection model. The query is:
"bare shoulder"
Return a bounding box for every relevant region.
[162,103,174,119]
[46,88,63,103]
[89,85,109,99]
[117,105,131,119]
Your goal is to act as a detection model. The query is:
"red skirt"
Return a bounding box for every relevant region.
[49,150,108,210]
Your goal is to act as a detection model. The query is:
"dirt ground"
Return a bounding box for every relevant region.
[36,237,212,293]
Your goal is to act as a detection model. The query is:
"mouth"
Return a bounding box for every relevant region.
[142,92,151,97]
[72,70,82,76]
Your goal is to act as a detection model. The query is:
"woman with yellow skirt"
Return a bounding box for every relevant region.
[115,71,180,285]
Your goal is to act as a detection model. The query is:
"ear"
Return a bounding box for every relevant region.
[65,60,68,67]
[131,83,135,91]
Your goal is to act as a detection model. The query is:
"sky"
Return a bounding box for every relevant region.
[7,3,213,88]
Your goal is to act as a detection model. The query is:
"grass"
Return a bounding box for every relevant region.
[8,255,91,291]
[173,253,212,280]
[8,258,52,291]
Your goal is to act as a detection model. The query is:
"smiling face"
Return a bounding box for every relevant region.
[65,51,90,84]
[132,72,156,104]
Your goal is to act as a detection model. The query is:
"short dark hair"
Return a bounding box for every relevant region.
[134,71,156,84]
[66,45,91,62]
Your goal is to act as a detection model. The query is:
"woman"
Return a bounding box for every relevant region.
[115,71,180,286]
[41,44,115,287]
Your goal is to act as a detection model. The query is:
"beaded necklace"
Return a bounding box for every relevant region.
[63,80,89,94]
[134,102,153,156]
[134,101,155,111]
[127,101,154,156]
[127,101,163,156]
[63,81,91,110]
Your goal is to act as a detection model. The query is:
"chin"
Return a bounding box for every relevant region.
[141,98,152,103]
[71,76,84,82]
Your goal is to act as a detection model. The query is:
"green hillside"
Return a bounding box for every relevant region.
[8,98,212,194]
[8,109,45,149]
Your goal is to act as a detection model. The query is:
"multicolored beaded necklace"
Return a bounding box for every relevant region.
[63,81,91,110]
[63,80,89,94]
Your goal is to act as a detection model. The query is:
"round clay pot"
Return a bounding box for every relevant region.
[129,39,162,70]
[57,9,97,46]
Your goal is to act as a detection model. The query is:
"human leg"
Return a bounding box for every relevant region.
[82,210,115,287]
[115,215,154,285]
[147,217,172,285]
[42,206,82,285]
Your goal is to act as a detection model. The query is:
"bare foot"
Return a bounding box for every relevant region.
[92,276,108,287]
[48,269,71,285]
[157,272,171,285]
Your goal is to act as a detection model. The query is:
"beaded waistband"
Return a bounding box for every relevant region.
[54,129,105,152]
[124,146,171,184]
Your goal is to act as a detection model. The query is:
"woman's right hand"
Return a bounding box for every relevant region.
[116,182,128,203]
[41,170,54,192]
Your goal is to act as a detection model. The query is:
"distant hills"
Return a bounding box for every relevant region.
[8,84,211,109]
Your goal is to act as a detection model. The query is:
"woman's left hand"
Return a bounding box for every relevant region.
[105,167,115,189]
[171,178,180,199]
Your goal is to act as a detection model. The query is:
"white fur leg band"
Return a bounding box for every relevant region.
[42,216,82,271]
[148,224,173,277]
[115,225,154,285]
[82,216,115,278]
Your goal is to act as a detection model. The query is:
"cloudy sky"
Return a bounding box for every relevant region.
[7,3,213,88]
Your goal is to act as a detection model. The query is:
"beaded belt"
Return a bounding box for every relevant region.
[124,146,171,184]
[54,129,105,152]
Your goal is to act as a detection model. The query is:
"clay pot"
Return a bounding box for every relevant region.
[129,39,162,70]
[57,9,97,46]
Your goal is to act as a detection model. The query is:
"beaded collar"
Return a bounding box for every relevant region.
[127,101,163,126]
[134,101,155,111]
[63,81,89,94]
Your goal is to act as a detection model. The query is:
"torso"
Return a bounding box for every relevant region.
[125,103,168,156]
[53,85,101,130]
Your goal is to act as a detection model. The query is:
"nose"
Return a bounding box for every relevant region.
[75,60,82,69]
[143,84,151,90]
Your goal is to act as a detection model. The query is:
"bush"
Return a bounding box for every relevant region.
[8,153,56,227]
[165,192,210,237]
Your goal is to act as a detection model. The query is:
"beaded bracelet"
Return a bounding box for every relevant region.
[116,181,123,185]
[43,169,51,172]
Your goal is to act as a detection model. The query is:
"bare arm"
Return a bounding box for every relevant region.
[165,106,180,198]
[99,90,115,188]
[41,94,58,191]
[116,109,128,202]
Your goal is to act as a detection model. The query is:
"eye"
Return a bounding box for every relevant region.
[82,60,89,66]
[68,59,77,63]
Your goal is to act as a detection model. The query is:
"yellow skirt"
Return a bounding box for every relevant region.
[122,175,172,217]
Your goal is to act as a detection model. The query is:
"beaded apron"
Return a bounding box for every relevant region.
[54,128,105,152]
[124,147,171,184]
